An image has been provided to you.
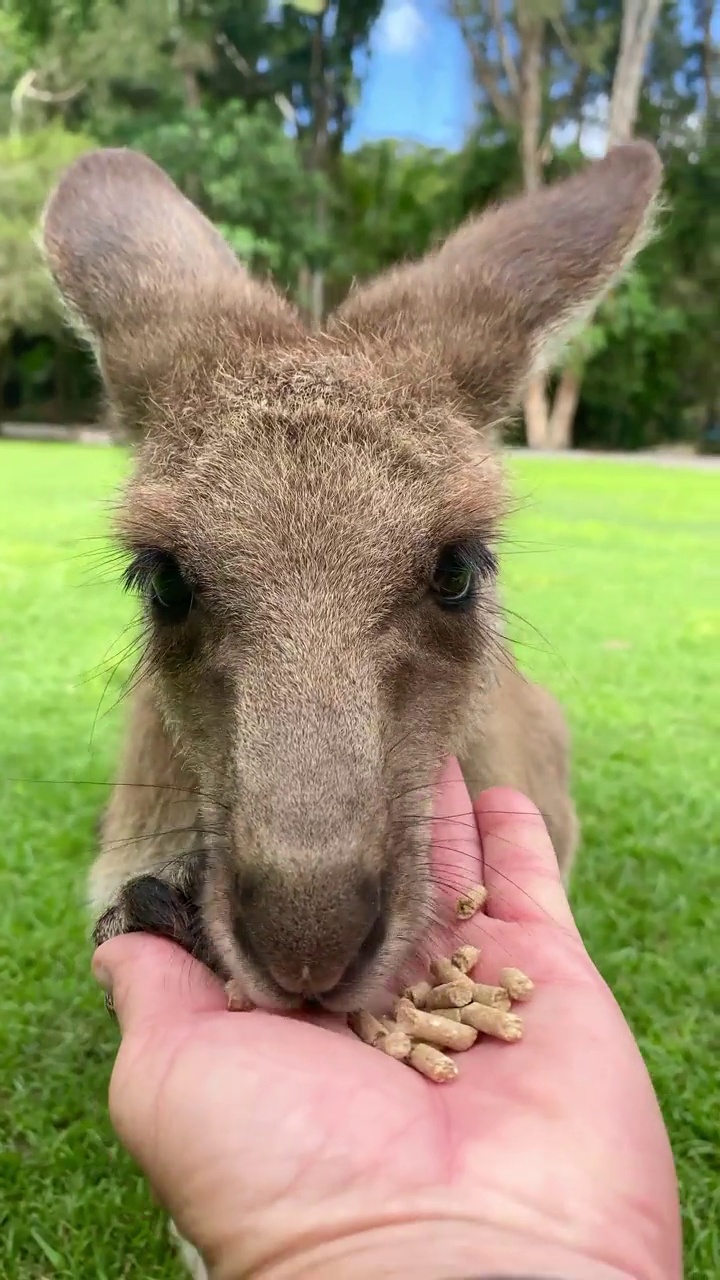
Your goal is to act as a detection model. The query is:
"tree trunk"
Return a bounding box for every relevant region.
[298,265,312,320]
[516,3,544,194]
[606,0,664,146]
[524,373,553,448]
[517,5,550,446]
[175,42,202,203]
[309,15,328,330]
[451,0,662,451]
[697,0,717,130]
[547,367,582,449]
[537,0,662,450]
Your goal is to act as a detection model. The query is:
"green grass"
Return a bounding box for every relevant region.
[0,441,718,1278]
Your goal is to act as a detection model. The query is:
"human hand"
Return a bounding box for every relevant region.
[93,758,681,1280]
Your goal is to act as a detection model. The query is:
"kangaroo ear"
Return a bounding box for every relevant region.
[331,142,663,419]
[42,148,301,409]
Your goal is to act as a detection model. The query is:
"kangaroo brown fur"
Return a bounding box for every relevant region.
[43,142,662,1016]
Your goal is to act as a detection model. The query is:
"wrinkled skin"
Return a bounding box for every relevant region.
[94,760,682,1280]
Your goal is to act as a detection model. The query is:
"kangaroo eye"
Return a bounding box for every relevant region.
[430,545,476,609]
[149,556,195,624]
[124,550,195,625]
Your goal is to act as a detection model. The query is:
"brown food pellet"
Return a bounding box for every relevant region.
[402,980,433,1008]
[460,1002,523,1042]
[394,998,478,1051]
[471,982,512,1011]
[500,967,535,1001]
[347,914,533,1081]
[451,944,482,974]
[348,1009,385,1047]
[408,1042,459,1082]
[429,956,466,985]
[423,977,475,1009]
[348,1012,413,1061]
[378,1029,413,1060]
[456,884,488,919]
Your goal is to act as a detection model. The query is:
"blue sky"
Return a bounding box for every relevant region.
[345,0,718,154]
[346,1,474,150]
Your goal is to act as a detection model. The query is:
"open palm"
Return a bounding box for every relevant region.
[95,762,681,1280]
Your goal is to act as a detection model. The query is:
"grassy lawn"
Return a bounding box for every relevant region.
[0,440,718,1278]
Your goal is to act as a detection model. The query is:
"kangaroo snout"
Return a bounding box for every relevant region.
[231,860,386,1003]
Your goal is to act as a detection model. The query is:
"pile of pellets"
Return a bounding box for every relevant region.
[347,883,533,1083]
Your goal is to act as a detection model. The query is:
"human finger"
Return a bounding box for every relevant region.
[430,756,483,919]
[92,933,226,1034]
[474,786,579,935]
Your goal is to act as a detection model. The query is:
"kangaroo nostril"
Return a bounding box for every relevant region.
[359,872,382,917]
[230,865,388,1001]
[358,907,387,968]
[330,903,387,997]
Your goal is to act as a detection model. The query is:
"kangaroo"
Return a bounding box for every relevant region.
[43,143,660,1014]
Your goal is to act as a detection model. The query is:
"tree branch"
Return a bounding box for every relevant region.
[448,0,517,125]
[491,0,520,103]
[607,0,663,145]
[13,69,85,106]
[548,14,580,65]
[9,69,85,137]
[214,30,297,126]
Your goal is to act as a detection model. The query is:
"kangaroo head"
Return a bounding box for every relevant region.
[44,143,661,1009]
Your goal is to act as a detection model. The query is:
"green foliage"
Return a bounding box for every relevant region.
[132,101,330,284]
[283,0,328,13]
[329,132,519,301]
[0,126,95,341]
[331,141,461,286]
[576,137,720,448]
[565,266,685,375]
[0,0,717,447]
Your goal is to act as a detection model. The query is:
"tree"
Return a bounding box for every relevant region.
[0,124,97,418]
[4,0,381,326]
[0,125,95,343]
[0,0,717,445]
[132,100,329,294]
[263,0,384,324]
[451,0,664,448]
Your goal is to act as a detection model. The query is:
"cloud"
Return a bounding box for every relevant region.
[552,120,608,159]
[551,95,609,159]
[374,1,428,54]
[578,123,608,159]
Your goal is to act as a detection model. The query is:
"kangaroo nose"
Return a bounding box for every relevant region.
[267,958,347,997]
[232,866,386,999]
[265,908,387,997]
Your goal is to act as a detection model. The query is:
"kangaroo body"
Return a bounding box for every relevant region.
[42,140,661,1280]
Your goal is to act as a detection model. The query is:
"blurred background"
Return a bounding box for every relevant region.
[0,0,718,453]
[0,5,718,1280]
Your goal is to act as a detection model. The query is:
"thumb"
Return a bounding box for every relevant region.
[430,755,482,918]
[92,933,226,1034]
[474,786,580,936]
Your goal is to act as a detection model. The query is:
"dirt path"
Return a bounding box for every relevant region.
[507,446,719,471]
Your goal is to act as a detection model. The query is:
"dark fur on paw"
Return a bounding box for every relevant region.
[92,861,219,972]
